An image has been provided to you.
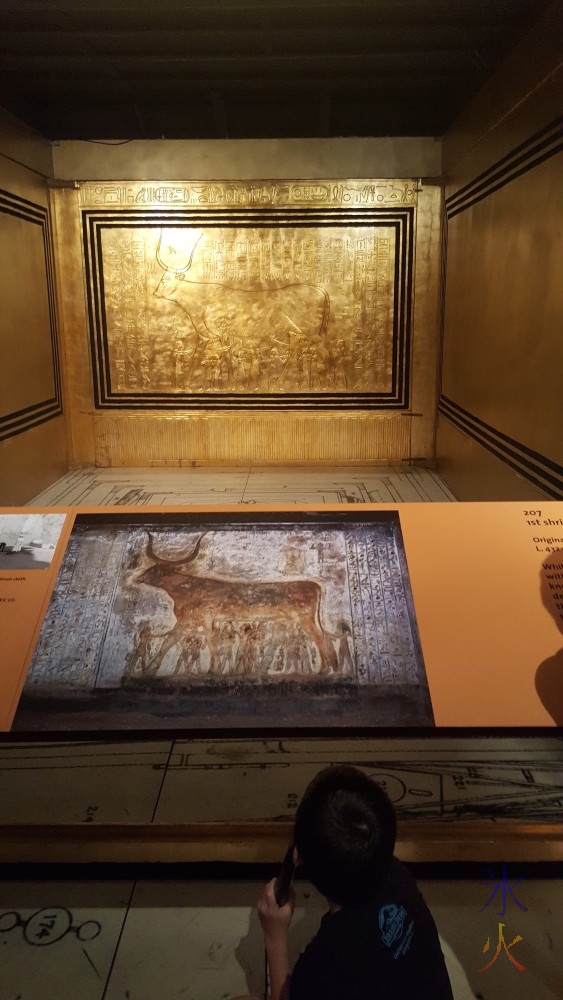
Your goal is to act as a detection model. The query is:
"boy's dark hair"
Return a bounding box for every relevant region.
[293,765,396,908]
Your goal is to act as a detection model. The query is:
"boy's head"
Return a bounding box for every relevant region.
[293,765,396,908]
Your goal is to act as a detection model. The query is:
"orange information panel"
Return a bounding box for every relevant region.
[0,502,561,732]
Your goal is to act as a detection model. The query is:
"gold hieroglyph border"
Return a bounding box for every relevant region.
[79,178,418,210]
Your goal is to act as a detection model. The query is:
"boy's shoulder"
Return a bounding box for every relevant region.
[290,859,453,1000]
[323,857,432,941]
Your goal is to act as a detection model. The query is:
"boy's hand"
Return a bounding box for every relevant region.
[257,877,295,940]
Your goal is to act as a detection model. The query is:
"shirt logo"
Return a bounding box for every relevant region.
[379,903,415,959]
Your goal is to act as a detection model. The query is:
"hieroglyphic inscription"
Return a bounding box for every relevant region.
[344,522,421,686]
[24,529,130,691]
[104,233,154,391]
[80,179,418,209]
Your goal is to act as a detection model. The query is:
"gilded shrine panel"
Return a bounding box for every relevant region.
[81,181,416,410]
[0,188,62,443]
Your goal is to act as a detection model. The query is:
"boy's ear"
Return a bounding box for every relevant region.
[292,845,302,867]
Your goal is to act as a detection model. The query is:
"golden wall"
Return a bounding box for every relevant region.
[53,174,441,467]
[0,109,68,505]
[437,1,563,501]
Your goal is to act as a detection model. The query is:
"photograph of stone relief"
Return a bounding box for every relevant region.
[14,512,433,730]
[86,210,412,409]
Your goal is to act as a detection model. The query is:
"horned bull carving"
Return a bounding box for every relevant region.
[153,231,330,351]
[128,531,339,679]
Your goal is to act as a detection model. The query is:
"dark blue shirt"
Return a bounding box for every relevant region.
[290,858,453,1000]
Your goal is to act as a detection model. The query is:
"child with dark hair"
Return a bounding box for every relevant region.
[256,765,453,1000]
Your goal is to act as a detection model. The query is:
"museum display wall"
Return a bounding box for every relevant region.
[2,500,562,733]
[48,139,442,471]
[0,130,443,503]
[0,109,68,506]
[1,3,561,506]
[437,4,563,502]
[0,9,561,870]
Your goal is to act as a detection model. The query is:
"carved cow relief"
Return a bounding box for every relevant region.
[16,514,433,730]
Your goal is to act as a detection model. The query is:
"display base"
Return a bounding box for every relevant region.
[13,684,432,732]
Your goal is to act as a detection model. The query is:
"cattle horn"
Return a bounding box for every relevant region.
[145,530,205,568]
[155,229,201,273]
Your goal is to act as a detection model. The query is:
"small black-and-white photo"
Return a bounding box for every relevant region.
[0,514,66,571]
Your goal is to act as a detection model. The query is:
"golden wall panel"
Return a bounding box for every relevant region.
[0,211,56,416]
[410,184,442,461]
[82,180,415,411]
[53,177,440,466]
[96,223,397,401]
[0,149,67,504]
[443,152,563,457]
[0,115,68,505]
[436,418,548,503]
[439,15,563,501]
[50,187,96,465]
[1,417,68,505]
[93,412,411,466]
[0,189,62,440]
[440,144,563,500]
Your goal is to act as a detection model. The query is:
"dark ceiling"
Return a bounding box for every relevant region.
[0,1,549,141]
